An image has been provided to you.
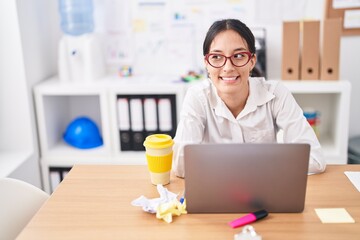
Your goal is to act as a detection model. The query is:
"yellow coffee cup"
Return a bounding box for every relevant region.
[143,134,174,185]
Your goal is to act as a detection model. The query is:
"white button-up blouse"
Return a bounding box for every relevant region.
[172,77,326,178]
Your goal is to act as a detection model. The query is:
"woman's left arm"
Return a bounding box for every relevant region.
[272,82,326,174]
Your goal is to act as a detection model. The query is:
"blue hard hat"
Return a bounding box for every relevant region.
[63,116,103,149]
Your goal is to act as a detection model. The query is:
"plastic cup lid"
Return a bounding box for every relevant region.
[143,134,173,149]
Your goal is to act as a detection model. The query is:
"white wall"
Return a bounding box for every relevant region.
[17,0,60,87]
[0,0,41,187]
[0,0,59,187]
[0,1,32,151]
[15,0,60,186]
[340,37,360,138]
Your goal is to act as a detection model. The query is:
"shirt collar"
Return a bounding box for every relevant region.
[239,77,275,118]
[208,77,275,120]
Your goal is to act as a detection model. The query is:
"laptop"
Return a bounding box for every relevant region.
[184,143,310,213]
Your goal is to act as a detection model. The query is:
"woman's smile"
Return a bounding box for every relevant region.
[220,76,239,83]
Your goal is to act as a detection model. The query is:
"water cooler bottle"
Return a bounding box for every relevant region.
[58,0,105,83]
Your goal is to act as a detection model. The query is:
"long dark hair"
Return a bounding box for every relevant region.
[203,19,256,56]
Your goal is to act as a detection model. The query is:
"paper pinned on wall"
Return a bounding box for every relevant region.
[344,171,360,192]
[101,0,132,33]
[344,9,360,29]
[255,0,306,24]
[106,35,134,65]
[133,19,147,32]
[333,0,360,9]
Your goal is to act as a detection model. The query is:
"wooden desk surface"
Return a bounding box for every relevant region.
[17,165,360,240]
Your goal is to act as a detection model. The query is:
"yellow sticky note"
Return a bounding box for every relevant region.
[315,208,355,223]
[133,19,146,32]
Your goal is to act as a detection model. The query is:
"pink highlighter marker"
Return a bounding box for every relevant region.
[228,210,268,228]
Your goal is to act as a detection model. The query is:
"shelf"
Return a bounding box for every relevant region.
[42,158,115,167]
[44,141,111,160]
[34,84,112,159]
[0,150,33,177]
[42,152,146,167]
[282,80,351,93]
[35,77,351,192]
[37,75,184,92]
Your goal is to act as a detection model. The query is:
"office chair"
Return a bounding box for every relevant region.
[0,178,49,240]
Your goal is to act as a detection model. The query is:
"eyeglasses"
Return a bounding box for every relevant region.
[205,52,253,68]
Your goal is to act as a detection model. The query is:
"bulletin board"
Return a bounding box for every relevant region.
[95,0,257,76]
[92,0,324,76]
[325,0,360,35]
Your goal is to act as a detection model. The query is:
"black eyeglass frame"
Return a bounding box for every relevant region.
[205,52,254,68]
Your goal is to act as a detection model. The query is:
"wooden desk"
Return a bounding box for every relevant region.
[17,165,360,240]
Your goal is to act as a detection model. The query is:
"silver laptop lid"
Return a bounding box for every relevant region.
[184,143,310,213]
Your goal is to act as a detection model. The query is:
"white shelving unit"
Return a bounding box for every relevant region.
[34,77,351,193]
[107,76,187,164]
[282,80,351,164]
[34,75,188,193]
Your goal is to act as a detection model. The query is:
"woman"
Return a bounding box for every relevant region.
[172,19,326,178]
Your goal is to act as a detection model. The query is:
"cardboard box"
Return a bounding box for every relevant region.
[282,21,300,80]
[301,21,320,80]
[320,18,342,80]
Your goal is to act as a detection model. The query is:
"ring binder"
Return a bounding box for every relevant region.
[301,21,320,80]
[117,98,132,151]
[282,21,300,80]
[320,18,342,80]
[130,98,145,150]
[116,94,177,151]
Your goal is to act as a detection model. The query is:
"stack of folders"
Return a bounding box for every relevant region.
[282,18,342,80]
[117,94,177,151]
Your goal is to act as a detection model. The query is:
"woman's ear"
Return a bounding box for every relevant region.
[250,53,257,70]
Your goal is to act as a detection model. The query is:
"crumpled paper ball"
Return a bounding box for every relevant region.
[156,198,187,223]
[131,184,187,223]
